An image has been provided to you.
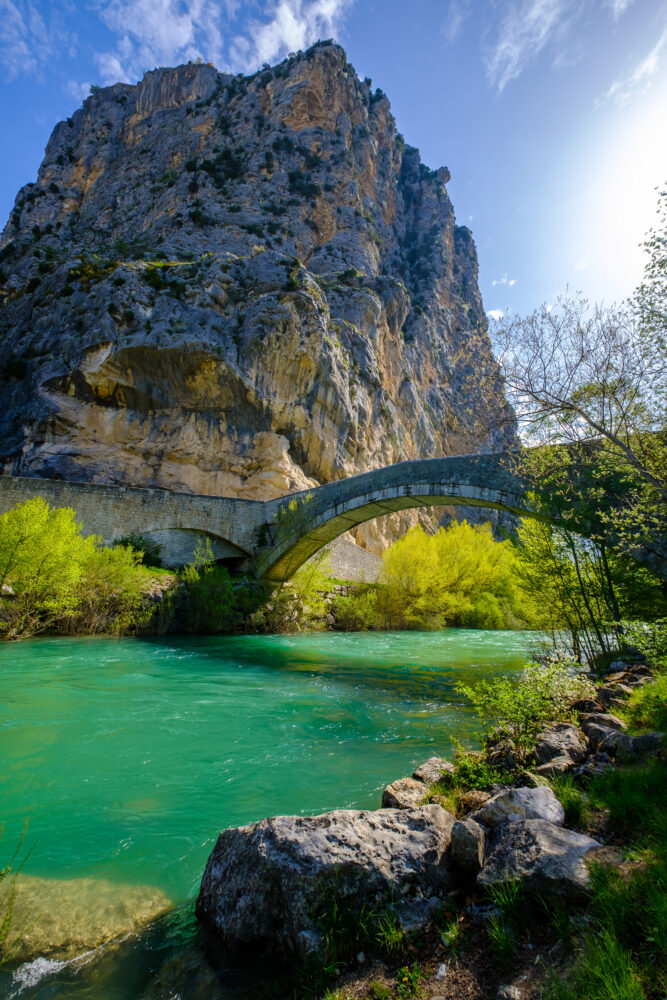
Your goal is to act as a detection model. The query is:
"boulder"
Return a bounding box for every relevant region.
[382,777,427,809]
[570,698,599,714]
[450,819,486,872]
[458,789,492,814]
[197,806,455,955]
[515,771,550,788]
[632,731,664,756]
[412,756,456,785]
[535,723,587,764]
[473,786,564,828]
[477,820,600,896]
[533,756,573,778]
[583,722,621,752]
[580,712,626,731]
[605,671,628,683]
[597,730,635,758]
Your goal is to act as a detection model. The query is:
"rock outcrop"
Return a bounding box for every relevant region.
[0,42,514,552]
[196,805,455,956]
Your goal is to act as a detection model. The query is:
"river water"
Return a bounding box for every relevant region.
[0,629,538,999]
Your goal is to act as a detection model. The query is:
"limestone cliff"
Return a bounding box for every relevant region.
[0,42,514,551]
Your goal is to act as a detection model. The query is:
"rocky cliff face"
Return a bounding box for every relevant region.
[0,42,514,551]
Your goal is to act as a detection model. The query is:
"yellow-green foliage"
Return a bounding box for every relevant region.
[0,498,165,639]
[249,550,331,633]
[376,521,529,630]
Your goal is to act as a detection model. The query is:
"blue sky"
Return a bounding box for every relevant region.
[1,0,665,317]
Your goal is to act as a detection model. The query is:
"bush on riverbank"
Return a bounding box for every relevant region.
[333,521,532,631]
[0,498,173,639]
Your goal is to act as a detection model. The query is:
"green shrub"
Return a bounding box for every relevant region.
[332,587,380,630]
[550,773,589,826]
[0,822,31,966]
[620,617,667,671]
[620,673,667,733]
[456,660,594,758]
[180,540,241,634]
[0,498,168,639]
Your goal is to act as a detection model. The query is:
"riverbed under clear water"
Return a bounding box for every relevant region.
[0,629,539,999]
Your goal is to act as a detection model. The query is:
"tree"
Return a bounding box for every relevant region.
[487,188,666,561]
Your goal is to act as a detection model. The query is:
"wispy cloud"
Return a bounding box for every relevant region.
[483,0,638,93]
[0,0,55,79]
[599,23,667,106]
[491,274,517,287]
[487,308,504,321]
[484,0,570,94]
[605,0,635,20]
[93,0,230,84]
[229,0,352,73]
[441,0,472,45]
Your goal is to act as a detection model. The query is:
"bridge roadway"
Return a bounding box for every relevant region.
[1,452,664,580]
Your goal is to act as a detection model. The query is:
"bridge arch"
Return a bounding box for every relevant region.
[254,454,539,581]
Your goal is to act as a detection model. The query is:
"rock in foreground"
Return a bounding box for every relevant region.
[478,819,600,896]
[197,806,455,956]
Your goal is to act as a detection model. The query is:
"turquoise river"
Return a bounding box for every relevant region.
[0,629,539,999]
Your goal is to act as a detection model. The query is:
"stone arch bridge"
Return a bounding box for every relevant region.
[1,453,664,580]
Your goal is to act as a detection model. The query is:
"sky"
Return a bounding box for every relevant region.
[0,0,666,318]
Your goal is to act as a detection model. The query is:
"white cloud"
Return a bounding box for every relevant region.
[93,0,230,84]
[0,0,53,79]
[599,24,667,107]
[441,0,472,45]
[484,0,570,93]
[487,308,504,321]
[605,0,634,20]
[91,0,352,85]
[491,274,517,287]
[65,78,92,101]
[230,0,352,73]
[483,0,637,93]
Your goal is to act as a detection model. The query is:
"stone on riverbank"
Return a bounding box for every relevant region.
[412,757,456,785]
[5,874,172,963]
[197,806,455,956]
[382,777,427,808]
[472,786,565,828]
[535,723,587,765]
[477,820,600,896]
[580,712,626,731]
[451,819,486,872]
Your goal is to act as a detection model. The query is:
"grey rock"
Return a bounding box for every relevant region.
[473,786,564,828]
[632,731,664,756]
[533,756,573,777]
[382,777,427,809]
[515,770,550,788]
[477,819,600,896]
[583,723,621,751]
[598,730,635,758]
[412,757,456,785]
[197,805,455,955]
[451,819,486,871]
[535,723,587,764]
[458,789,492,814]
[580,712,626,731]
[497,987,522,1000]
[570,699,599,714]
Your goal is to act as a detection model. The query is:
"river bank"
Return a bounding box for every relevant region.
[0,629,535,998]
[194,647,666,1000]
